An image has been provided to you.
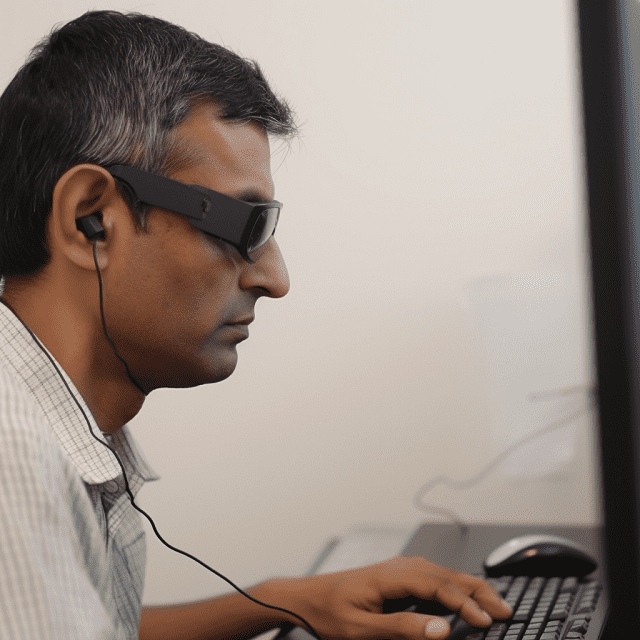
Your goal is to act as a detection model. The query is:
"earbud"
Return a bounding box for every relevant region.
[77,214,105,241]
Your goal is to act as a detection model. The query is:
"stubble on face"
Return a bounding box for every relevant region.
[106,103,278,391]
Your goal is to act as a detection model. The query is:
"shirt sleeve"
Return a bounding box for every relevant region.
[0,366,116,640]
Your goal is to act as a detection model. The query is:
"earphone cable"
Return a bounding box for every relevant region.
[93,242,147,397]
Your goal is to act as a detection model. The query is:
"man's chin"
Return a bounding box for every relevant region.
[193,348,239,386]
[148,348,239,389]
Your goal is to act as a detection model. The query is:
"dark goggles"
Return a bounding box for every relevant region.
[106,164,281,263]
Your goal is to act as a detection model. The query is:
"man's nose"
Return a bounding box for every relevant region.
[239,237,290,298]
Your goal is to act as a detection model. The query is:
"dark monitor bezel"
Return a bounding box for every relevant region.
[577,0,640,630]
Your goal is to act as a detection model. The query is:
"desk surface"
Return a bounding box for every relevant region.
[401,521,605,579]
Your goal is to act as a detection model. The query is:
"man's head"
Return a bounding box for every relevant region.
[0,11,296,400]
[0,9,297,279]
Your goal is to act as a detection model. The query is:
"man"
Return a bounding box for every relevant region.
[0,10,512,640]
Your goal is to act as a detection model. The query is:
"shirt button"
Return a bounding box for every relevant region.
[105,480,119,494]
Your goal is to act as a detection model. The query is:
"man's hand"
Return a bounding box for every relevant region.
[275,555,513,640]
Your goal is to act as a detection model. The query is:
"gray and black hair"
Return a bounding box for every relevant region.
[0,10,298,279]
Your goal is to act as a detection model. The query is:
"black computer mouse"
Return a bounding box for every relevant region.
[484,534,598,578]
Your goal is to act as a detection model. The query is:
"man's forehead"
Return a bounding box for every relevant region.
[174,103,270,168]
[170,101,273,199]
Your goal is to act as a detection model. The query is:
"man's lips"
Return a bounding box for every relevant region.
[220,317,253,340]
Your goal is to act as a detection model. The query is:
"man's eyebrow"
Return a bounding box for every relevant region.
[229,188,274,203]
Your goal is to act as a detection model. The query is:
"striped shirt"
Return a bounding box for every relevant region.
[0,298,160,639]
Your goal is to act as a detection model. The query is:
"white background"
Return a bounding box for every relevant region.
[1,0,600,607]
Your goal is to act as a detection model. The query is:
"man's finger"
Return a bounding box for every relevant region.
[425,580,497,628]
[445,572,512,620]
[467,583,513,620]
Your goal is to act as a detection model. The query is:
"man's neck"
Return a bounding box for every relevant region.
[0,279,145,434]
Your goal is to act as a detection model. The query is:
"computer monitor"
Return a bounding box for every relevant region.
[577,0,640,631]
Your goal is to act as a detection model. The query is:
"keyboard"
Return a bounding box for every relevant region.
[425,575,608,640]
[277,574,608,640]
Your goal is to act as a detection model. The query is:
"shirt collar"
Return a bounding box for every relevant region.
[0,297,160,486]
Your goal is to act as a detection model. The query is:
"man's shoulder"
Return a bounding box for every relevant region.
[0,357,65,467]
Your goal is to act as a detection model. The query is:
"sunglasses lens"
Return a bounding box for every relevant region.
[247,207,279,254]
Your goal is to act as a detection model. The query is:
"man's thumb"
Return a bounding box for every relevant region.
[423,616,450,640]
[368,611,451,640]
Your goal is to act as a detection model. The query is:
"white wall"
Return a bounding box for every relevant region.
[1,0,600,607]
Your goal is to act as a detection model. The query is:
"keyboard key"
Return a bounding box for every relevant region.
[575,603,594,614]
[512,613,530,622]
[548,610,568,620]
[560,577,578,593]
[487,577,513,595]
[569,619,589,634]
[487,623,507,634]
[505,624,524,637]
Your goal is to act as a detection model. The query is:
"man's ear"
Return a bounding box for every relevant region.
[47,164,128,272]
